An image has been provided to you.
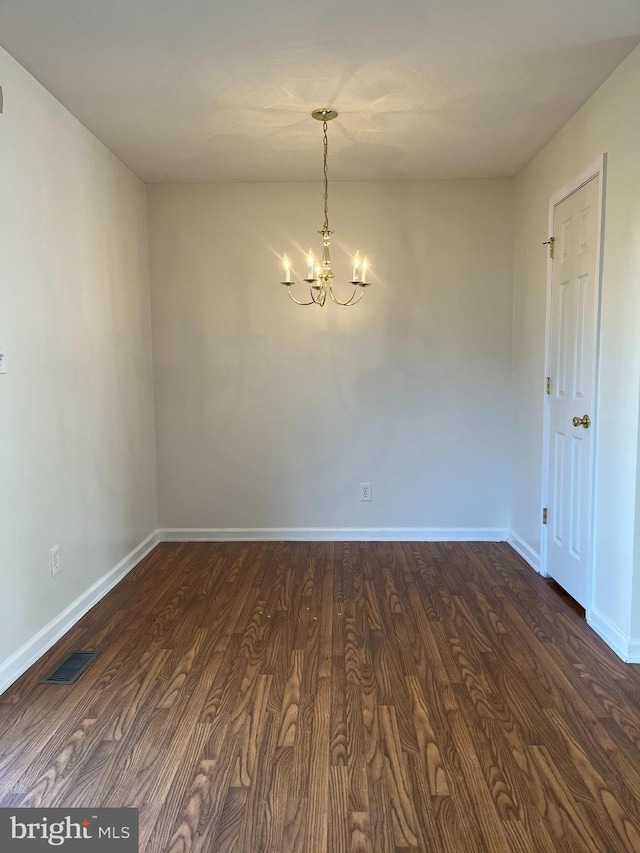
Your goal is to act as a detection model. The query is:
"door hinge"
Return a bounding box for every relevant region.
[545,377,551,395]
[542,508,548,525]
[543,236,555,259]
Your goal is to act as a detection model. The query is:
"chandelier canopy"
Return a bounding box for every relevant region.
[280,109,372,307]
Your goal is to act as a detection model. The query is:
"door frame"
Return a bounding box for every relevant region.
[539,153,607,615]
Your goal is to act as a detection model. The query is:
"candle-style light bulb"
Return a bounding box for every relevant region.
[307,249,315,280]
[283,254,291,283]
[361,257,368,284]
[352,251,361,283]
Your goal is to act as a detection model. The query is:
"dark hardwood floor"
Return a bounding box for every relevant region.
[2,541,640,851]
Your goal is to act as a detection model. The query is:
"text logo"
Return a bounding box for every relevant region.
[0,808,138,851]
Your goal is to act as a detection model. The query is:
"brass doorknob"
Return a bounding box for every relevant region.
[572,414,591,428]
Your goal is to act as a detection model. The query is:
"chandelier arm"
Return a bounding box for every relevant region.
[287,287,316,306]
[328,285,365,307]
[313,286,328,305]
[344,289,365,306]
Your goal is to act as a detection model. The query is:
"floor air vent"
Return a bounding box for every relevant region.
[39,651,101,685]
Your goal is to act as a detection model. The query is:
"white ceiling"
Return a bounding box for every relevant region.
[1,0,639,183]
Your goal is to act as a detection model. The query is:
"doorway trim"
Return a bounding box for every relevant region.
[539,154,606,617]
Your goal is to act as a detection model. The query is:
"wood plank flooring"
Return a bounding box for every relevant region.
[2,541,640,851]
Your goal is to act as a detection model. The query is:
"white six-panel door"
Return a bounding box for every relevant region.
[545,174,600,607]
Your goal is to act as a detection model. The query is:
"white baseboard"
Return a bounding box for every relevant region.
[507,531,540,573]
[0,529,160,696]
[159,527,509,543]
[626,640,640,664]
[587,606,631,662]
[507,540,640,664]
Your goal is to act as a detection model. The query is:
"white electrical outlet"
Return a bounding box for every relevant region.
[360,482,372,501]
[49,545,60,577]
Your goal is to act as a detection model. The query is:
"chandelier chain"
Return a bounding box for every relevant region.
[323,120,329,232]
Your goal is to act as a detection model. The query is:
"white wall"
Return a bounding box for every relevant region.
[148,179,514,534]
[511,44,640,653]
[0,48,158,674]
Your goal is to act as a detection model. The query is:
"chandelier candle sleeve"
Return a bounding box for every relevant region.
[283,255,291,283]
[307,251,315,280]
[352,252,361,283]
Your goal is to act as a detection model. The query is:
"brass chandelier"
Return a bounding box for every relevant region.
[280,108,372,307]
